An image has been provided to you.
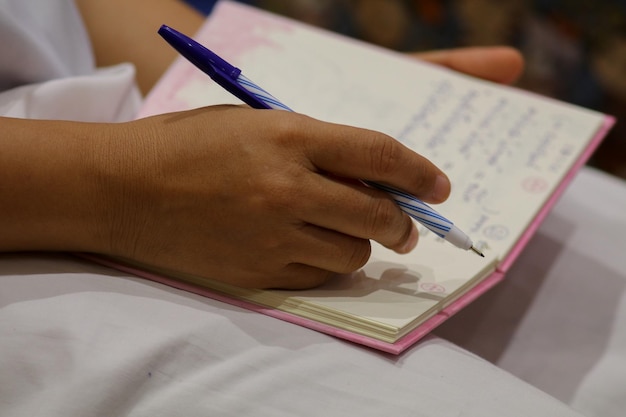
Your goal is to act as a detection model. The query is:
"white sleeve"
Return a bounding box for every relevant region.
[0,0,95,92]
[0,0,141,122]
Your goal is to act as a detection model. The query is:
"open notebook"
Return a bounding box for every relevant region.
[96,0,614,354]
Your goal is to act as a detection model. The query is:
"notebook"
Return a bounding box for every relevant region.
[98,0,614,354]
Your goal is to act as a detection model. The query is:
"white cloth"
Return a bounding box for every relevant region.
[1,0,624,415]
[0,0,141,122]
[0,0,93,91]
[6,168,624,416]
[0,255,584,417]
[436,167,626,416]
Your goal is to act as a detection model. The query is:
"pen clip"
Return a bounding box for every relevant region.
[158,25,270,109]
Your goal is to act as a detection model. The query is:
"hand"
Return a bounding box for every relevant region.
[411,46,524,85]
[93,106,450,289]
[108,48,521,290]
[0,47,524,290]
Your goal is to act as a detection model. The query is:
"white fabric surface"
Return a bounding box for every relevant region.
[2,168,622,417]
[0,0,141,121]
[1,0,624,415]
[0,254,584,417]
[436,167,626,416]
[0,0,93,91]
[4,168,624,416]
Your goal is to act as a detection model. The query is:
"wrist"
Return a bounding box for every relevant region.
[0,117,125,254]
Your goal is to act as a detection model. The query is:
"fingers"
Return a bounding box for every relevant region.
[218,262,337,290]
[295,174,419,253]
[289,224,372,273]
[241,225,370,290]
[413,46,525,85]
[271,264,336,290]
[301,119,451,204]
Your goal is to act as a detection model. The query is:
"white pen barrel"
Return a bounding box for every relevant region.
[236,74,293,111]
[441,225,473,250]
[370,182,475,251]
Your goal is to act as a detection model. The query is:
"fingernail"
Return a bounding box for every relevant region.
[398,225,419,254]
[431,174,451,202]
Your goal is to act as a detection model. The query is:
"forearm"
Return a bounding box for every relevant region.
[0,117,116,253]
[75,0,204,95]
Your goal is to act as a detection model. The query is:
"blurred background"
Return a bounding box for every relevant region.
[184,0,626,180]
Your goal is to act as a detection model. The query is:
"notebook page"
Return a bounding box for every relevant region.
[140,1,605,334]
[160,1,604,259]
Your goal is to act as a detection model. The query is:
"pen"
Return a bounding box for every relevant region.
[158,24,485,257]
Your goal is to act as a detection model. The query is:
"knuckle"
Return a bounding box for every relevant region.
[392,217,414,249]
[269,112,310,146]
[412,163,435,191]
[254,170,306,214]
[364,199,398,238]
[369,136,401,178]
[265,178,294,211]
[339,239,371,272]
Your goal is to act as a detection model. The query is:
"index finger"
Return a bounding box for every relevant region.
[301,118,451,203]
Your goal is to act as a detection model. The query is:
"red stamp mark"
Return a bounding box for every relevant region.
[522,176,549,194]
[420,283,446,293]
[483,224,509,240]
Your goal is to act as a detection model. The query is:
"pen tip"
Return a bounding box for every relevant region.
[470,246,485,257]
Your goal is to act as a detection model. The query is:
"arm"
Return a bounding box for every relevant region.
[0,107,449,288]
[75,1,525,96]
[75,0,204,94]
[0,117,114,253]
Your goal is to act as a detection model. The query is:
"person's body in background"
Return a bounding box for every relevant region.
[0,0,522,289]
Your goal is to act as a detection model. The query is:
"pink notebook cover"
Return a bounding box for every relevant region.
[94,2,616,354]
[84,114,614,355]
